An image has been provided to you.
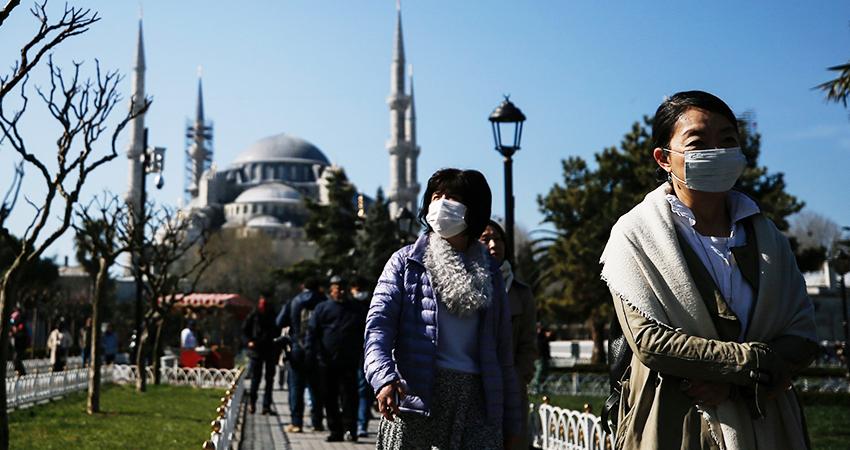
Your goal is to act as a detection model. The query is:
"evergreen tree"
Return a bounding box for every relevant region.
[356,188,401,288]
[302,167,358,279]
[537,115,803,363]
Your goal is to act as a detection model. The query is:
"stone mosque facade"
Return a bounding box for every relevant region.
[124,8,420,265]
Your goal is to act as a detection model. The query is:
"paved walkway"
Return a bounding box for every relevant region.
[238,379,380,450]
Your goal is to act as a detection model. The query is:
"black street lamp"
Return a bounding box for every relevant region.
[489,96,526,254]
[832,248,850,376]
[131,127,165,358]
[396,207,416,244]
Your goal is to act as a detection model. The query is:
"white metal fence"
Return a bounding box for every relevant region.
[6,367,92,409]
[110,365,241,388]
[202,368,247,450]
[6,364,242,411]
[6,356,82,376]
[531,402,615,450]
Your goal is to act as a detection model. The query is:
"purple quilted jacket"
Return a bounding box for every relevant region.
[363,233,522,436]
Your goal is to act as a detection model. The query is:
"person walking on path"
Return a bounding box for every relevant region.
[47,318,71,372]
[307,275,367,442]
[180,320,198,350]
[533,323,552,394]
[243,296,281,415]
[79,317,92,367]
[10,308,29,375]
[277,278,326,433]
[602,90,818,449]
[101,323,118,365]
[480,220,537,448]
[350,278,375,438]
[365,168,522,450]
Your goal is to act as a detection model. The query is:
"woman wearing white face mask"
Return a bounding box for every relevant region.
[364,168,521,450]
[602,91,818,450]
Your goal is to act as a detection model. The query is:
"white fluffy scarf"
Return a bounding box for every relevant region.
[423,233,493,317]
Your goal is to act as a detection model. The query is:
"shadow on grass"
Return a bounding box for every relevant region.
[10,384,224,450]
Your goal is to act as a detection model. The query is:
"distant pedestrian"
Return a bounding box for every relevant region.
[350,277,374,438]
[306,275,366,442]
[243,296,280,415]
[47,318,71,372]
[533,323,552,394]
[79,317,92,367]
[365,168,521,450]
[180,320,198,350]
[101,323,118,365]
[10,307,28,376]
[277,278,326,433]
[480,220,537,447]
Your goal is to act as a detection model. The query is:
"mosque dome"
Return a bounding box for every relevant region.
[232,133,330,166]
[233,183,302,204]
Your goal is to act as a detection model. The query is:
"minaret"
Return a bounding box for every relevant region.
[386,4,410,218]
[125,19,146,215]
[186,71,212,200]
[404,66,420,215]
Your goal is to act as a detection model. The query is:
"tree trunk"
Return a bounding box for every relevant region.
[588,315,607,365]
[151,319,164,385]
[134,328,147,393]
[0,267,23,450]
[87,260,108,414]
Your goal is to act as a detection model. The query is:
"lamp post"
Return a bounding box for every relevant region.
[832,248,850,377]
[489,96,526,254]
[396,207,416,245]
[132,127,165,357]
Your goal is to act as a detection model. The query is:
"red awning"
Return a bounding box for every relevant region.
[161,293,253,316]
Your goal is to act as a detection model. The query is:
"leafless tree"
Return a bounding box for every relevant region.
[130,204,218,391]
[0,4,149,446]
[72,193,131,414]
[790,210,843,254]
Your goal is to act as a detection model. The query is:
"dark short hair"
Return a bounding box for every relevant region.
[303,277,320,291]
[651,90,738,150]
[418,168,492,241]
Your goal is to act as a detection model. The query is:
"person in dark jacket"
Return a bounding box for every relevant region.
[243,296,280,415]
[480,220,538,448]
[306,275,366,442]
[277,278,326,433]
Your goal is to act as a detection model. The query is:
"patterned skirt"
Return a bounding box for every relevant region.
[375,368,502,450]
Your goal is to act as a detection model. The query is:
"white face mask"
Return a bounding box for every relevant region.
[426,198,468,238]
[352,291,369,302]
[665,147,746,193]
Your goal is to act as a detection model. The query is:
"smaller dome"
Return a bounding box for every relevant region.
[233,183,302,204]
[246,215,286,228]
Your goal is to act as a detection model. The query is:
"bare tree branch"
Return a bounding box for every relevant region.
[0,0,21,29]
[0,161,23,227]
[0,2,98,100]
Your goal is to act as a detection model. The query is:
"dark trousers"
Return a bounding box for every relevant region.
[288,360,323,427]
[320,364,358,436]
[357,366,373,434]
[12,345,26,376]
[249,356,276,409]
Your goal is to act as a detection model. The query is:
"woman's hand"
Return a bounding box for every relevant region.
[376,380,405,421]
[682,379,730,406]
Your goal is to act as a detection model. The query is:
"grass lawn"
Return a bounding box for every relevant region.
[9,384,224,450]
[532,394,850,450]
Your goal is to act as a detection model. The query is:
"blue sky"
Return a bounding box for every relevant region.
[1,1,849,263]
